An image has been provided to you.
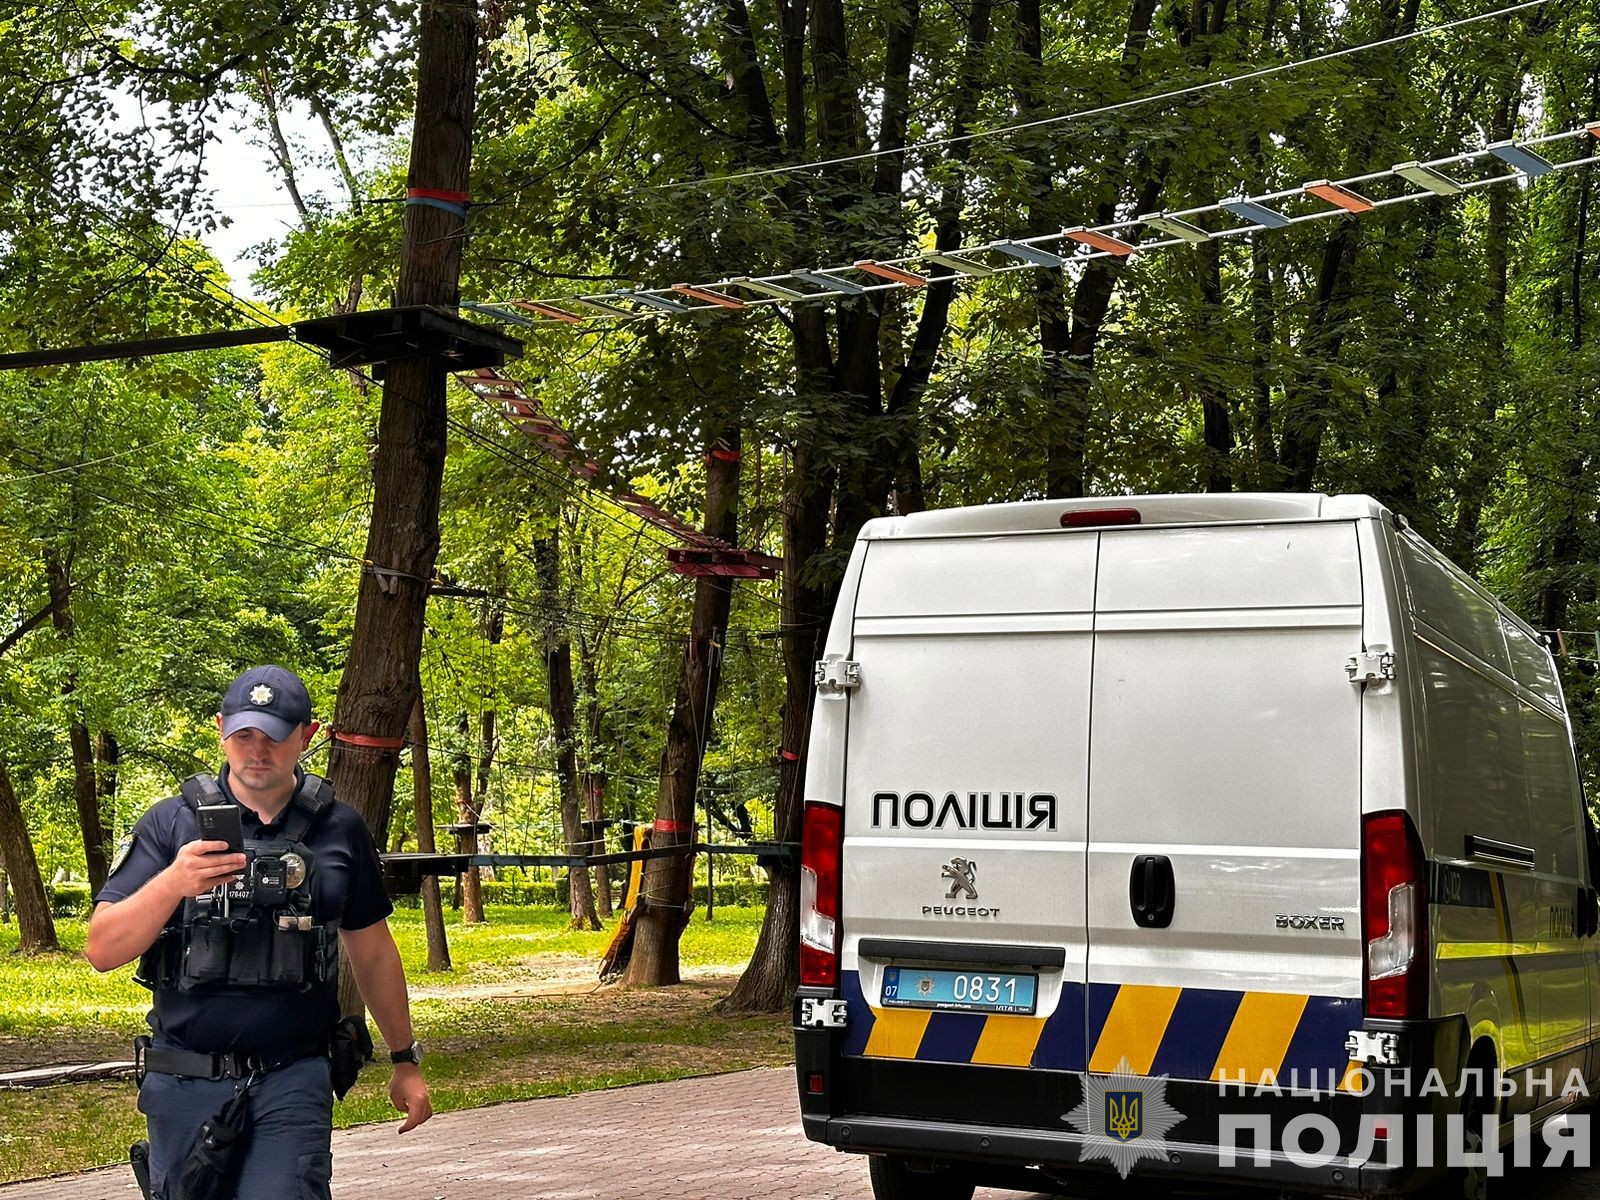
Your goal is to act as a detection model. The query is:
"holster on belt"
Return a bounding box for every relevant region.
[129,1140,153,1200]
[329,1015,373,1100]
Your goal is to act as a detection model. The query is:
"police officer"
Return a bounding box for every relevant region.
[85,665,432,1199]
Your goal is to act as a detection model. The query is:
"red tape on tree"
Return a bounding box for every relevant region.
[333,730,407,750]
[405,187,470,217]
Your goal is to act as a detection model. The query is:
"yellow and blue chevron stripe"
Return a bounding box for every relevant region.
[841,972,1361,1084]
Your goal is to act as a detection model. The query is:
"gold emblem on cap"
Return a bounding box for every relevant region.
[249,685,274,705]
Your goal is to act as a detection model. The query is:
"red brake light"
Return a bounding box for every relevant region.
[1362,810,1428,1018]
[1060,507,1142,528]
[800,801,844,987]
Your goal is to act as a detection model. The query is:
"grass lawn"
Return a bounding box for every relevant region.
[0,905,790,1184]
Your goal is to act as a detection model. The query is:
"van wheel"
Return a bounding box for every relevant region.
[1428,1088,1492,1200]
[867,1155,975,1200]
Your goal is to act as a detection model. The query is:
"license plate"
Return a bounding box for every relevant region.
[881,966,1038,1015]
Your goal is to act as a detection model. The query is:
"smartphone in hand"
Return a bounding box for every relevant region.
[196,804,245,853]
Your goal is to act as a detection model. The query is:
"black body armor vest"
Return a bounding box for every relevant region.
[136,773,340,993]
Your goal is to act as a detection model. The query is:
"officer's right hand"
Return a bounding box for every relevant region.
[166,840,247,897]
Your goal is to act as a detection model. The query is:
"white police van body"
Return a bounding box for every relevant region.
[793,493,1599,1197]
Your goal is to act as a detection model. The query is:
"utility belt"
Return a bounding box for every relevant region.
[135,915,340,992]
[133,1034,328,1084]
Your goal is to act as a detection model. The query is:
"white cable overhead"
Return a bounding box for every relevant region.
[634,0,1554,193]
[465,120,1600,330]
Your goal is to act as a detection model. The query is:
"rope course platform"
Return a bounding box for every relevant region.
[0,306,522,374]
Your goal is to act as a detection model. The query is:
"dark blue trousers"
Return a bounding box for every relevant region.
[138,1055,333,1200]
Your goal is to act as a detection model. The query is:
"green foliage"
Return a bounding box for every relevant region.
[46,883,92,920]
[3,0,1599,903]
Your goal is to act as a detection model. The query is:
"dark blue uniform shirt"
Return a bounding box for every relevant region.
[95,766,393,1055]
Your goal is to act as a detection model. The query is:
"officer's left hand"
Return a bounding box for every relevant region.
[391,1065,432,1133]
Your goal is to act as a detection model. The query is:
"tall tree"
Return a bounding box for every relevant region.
[0,749,58,952]
[409,692,451,972]
[43,545,109,894]
[626,431,744,984]
[326,0,480,873]
[452,710,485,923]
[533,524,600,929]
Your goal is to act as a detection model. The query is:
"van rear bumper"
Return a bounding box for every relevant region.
[805,1111,1414,1194]
[796,1010,1471,1196]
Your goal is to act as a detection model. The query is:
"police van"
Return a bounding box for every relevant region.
[793,493,1599,1198]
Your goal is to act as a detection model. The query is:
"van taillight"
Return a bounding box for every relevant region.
[1060,507,1141,528]
[800,801,844,988]
[1362,810,1428,1019]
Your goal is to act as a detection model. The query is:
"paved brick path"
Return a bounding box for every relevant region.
[0,1069,919,1200]
[3,1067,1597,1199]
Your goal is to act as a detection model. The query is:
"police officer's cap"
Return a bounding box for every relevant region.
[220,665,313,742]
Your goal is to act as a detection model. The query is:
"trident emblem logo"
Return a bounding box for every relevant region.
[1063,1056,1181,1178]
[941,857,978,900]
[1106,1091,1143,1142]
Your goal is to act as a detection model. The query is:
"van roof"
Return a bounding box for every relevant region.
[860,493,1392,539]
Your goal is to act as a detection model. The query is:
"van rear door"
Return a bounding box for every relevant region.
[1085,522,1366,1089]
[839,531,1096,1072]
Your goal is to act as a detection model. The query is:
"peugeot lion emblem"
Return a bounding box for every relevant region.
[941,856,978,900]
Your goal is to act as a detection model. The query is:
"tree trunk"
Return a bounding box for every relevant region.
[96,731,122,894]
[409,693,451,972]
[97,731,119,827]
[1195,236,1235,491]
[1276,224,1359,490]
[44,547,108,894]
[1451,80,1519,567]
[1039,0,1224,498]
[326,0,478,901]
[1536,150,1593,634]
[574,533,614,918]
[1275,1,1418,491]
[625,431,744,985]
[878,0,992,516]
[453,712,485,923]
[722,441,830,1011]
[586,775,613,918]
[0,749,58,952]
[1248,207,1280,486]
[534,525,600,929]
[1016,0,1075,498]
[475,593,503,902]
[257,69,312,225]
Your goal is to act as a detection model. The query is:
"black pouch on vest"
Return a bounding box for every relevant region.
[171,1082,252,1200]
[268,925,306,987]
[179,924,231,989]
[329,1015,373,1100]
[224,922,272,987]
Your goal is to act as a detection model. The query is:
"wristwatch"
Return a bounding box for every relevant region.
[390,1040,424,1066]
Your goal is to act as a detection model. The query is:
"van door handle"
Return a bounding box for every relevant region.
[1130,855,1175,929]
